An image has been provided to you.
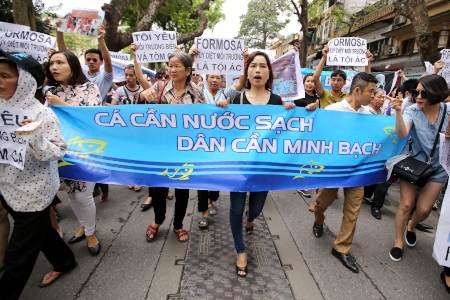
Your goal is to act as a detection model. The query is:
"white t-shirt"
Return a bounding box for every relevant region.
[325,98,371,114]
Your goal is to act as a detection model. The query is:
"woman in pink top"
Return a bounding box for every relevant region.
[46,50,102,256]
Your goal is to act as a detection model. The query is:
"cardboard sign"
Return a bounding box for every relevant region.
[327,37,368,66]
[440,49,450,84]
[0,21,30,33]
[0,30,56,63]
[194,38,244,75]
[0,108,30,170]
[132,31,177,63]
[110,51,130,61]
[58,8,105,37]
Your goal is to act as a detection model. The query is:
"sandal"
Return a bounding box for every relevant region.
[38,262,78,288]
[146,224,159,242]
[128,185,134,190]
[100,192,109,202]
[134,186,142,192]
[173,228,189,242]
[208,205,218,215]
[198,217,208,229]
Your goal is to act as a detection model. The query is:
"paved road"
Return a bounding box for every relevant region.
[8,183,447,299]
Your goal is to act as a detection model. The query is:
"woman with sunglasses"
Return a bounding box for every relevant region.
[216,51,295,277]
[155,68,170,82]
[389,75,450,262]
[45,50,102,256]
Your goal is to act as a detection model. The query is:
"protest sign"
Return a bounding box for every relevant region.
[439,49,450,85]
[110,57,156,83]
[433,134,450,267]
[272,50,305,101]
[373,71,399,96]
[132,31,177,63]
[0,30,56,63]
[327,37,368,66]
[0,108,29,170]
[52,104,406,191]
[194,37,244,75]
[248,48,276,62]
[0,21,30,33]
[59,8,105,36]
[110,51,130,61]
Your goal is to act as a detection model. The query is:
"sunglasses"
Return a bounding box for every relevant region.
[157,74,170,79]
[411,89,428,99]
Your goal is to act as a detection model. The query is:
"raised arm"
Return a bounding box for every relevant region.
[365,50,373,74]
[55,20,68,51]
[397,69,408,81]
[234,50,248,91]
[313,45,328,97]
[391,96,410,138]
[131,43,151,90]
[97,25,112,73]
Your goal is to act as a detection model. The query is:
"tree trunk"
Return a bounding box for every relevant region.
[12,0,36,31]
[395,0,440,64]
[291,0,308,67]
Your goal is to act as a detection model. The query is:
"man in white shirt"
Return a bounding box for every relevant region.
[312,72,378,274]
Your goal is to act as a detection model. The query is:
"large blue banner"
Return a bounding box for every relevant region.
[52,105,406,192]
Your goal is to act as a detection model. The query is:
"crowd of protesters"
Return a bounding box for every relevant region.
[1,20,450,299]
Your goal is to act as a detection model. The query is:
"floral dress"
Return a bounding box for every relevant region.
[47,82,102,192]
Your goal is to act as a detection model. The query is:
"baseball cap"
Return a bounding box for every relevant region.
[0,49,45,89]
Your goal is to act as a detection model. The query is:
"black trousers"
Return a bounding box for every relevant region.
[95,183,109,193]
[197,190,220,212]
[364,184,377,199]
[0,196,76,300]
[371,182,392,209]
[152,188,189,230]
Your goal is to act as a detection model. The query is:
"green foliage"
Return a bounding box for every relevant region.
[0,0,61,35]
[59,31,97,57]
[236,0,290,49]
[121,0,224,33]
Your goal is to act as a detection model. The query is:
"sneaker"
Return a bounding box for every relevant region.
[297,189,311,198]
[389,247,403,261]
[405,230,416,247]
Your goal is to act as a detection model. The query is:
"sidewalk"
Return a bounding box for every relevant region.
[11,184,448,299]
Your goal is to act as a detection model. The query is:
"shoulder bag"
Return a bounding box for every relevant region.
[391,104,446,188]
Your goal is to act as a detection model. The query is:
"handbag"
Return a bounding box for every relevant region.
[391,104,446,188]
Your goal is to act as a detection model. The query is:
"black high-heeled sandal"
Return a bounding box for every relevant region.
[236,265,247,277]
[245,225,253,235]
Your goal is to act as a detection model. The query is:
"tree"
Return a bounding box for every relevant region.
[120,0,224,51]
[102,0,223,51]
[236,0,290,49]
[290,0,308,67]
[394,0,440,63]
[1,0,60,35]
[12,0,36,31]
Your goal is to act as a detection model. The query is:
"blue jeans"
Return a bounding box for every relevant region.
[229,191,268,254]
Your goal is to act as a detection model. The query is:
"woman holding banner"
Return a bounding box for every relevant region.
[137,51,205,243]
[294,73,319,200]
[45,50,103,256]
[216,51,296,277]
[389,75,450,262]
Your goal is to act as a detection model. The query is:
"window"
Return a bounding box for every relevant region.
[401,38,415,55]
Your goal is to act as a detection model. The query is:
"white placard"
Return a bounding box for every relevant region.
[132,31,177,63]
[194,37,245,75]
[0,21,30,33]
[439,49,450,84]
[327,37,368,66]
[0,30,56,63]
[0,108,30,170]
[248,48,277,62]
[110,51,130,61]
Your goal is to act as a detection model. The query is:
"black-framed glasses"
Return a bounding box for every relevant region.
[411,89,428,99]
[157,74,170,79]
